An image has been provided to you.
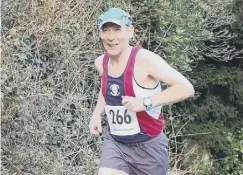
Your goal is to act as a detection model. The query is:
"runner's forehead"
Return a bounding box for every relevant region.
[101,22,122,29]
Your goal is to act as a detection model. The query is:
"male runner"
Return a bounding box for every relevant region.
[89,7,195,175]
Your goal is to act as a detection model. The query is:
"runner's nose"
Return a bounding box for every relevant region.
[107,31,115,41]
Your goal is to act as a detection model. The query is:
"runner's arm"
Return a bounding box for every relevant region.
[92,89,106,116]
[142,50,195,107]
[92,55,106,116]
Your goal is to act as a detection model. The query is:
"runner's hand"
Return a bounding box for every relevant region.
[121,96,146,112]
[89,115,102,136]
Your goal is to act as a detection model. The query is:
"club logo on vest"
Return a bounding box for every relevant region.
[110,84,120,96]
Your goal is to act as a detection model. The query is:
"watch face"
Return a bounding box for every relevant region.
[144,98,152,106]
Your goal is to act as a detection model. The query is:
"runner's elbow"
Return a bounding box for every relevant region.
[183,82,195,98]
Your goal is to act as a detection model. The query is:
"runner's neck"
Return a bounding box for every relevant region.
[109,45,133,65]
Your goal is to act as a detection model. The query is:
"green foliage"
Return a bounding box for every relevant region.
[172,54,243,174]
[167,1,243,171]
[232,0,243,32]
[224,130,243,175]
[173,60,243,174]
[194,66,243,107]
[130,0,209,72]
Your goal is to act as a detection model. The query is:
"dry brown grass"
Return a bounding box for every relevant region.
[1,0,105,174]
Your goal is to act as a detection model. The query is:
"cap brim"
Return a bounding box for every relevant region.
[99,19,124,29]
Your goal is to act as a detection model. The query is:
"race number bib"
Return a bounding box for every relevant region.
[104,105,141,136]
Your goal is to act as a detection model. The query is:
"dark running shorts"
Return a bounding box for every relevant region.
[99,127,169,175]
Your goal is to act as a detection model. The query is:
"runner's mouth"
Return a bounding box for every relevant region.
[108,43,119,47]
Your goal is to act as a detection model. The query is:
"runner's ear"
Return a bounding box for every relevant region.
[127,26,134,39]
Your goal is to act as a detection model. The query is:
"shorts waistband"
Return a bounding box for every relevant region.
[118,132,166,147]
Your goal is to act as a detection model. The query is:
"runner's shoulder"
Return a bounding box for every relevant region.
[95,54,105,76]
[136,48,167,65]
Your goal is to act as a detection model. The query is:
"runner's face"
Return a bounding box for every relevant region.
[100,22,133,56]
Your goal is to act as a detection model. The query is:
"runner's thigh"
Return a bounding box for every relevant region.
[98,129,131,175]
[125,133,169,175]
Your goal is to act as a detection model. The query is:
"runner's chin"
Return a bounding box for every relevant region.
[104,45,122,56]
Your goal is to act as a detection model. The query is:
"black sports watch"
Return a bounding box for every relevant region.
[143,97,152,111]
